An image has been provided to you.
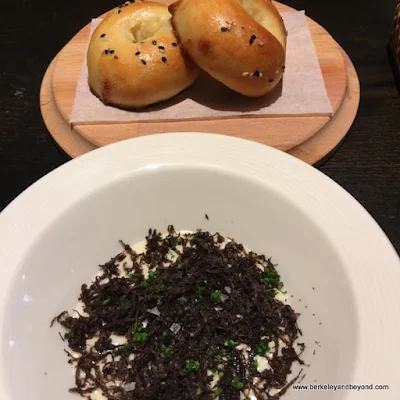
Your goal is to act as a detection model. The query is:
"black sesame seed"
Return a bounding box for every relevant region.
[118,10,121,13]
[282,65,286,71]
[249,35,256,45]
[172,42,178,46]
[221,27,228,32]
[253,70,260,77]
[110,50,115,54]
[104,49,109,54]
[141,59,147,65]
[100,34,106,38]
[158,46,165,50]
[268,78,274,83]
[152,40,157,45]
[161,57,167,63]
[135,51,141,56]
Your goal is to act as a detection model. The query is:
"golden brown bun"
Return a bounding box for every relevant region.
[87,1,199,108]
[169,0,287,97]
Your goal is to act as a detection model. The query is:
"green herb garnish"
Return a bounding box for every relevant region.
[185,359,200,372]
[210,290,222,304]
[221,339,235,347]
[154,284,164,293]
[262,268,281,288]
[133,331,149,342]
[122,344,132,356]
[102,298,111,305]
[231,376,244,390]
[160,344,174,358]
[196,286,206,300]
[250,360,258,372]
[266,288,276,297]
[255,341,270,356]
[128,273,135,281]
[148,270,158,280]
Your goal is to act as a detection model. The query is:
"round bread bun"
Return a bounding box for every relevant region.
[87,0,199,108]
[169,0,287,97]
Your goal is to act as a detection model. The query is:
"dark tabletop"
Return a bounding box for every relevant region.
[0,0,399,253]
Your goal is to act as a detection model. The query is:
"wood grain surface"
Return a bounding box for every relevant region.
[0,0,399,254]
[51,1,347,150]
[40,47,359,164]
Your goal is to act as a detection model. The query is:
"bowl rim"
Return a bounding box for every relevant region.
[1,132,399,398]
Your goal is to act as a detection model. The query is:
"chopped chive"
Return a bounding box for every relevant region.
[255,341,270,356]
[148,271,158,280]
[231,376,244,390]
[122,344,132,356]
[154,284,164,293]
[160,344,174,358]
[133,331,148,342]
[210,290,222,304]
[262,268,280,286]
[266,288,276,296]
[196,387,202,395]
[185,359,200,372]
[250,360,258,372]
[102,298,111,305]
[196,286,205,300]
[215,387,222,396]
[221,339,235,347]
[207,347,216,357]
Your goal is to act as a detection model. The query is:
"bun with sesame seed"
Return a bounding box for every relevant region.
[87,1,199,108]
[169,0,287,97]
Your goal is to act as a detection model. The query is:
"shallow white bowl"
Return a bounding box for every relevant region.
[0,133,399,400]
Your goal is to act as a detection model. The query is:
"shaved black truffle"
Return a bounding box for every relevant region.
[52,226,303,399]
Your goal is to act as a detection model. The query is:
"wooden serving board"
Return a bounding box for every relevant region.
[40,49,359,163]
[40,1,360,163]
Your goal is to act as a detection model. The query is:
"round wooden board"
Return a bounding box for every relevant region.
[50,0,347,151]
[40,48,359,164]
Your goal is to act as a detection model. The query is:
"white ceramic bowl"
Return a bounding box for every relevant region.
[0,133,399,400]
